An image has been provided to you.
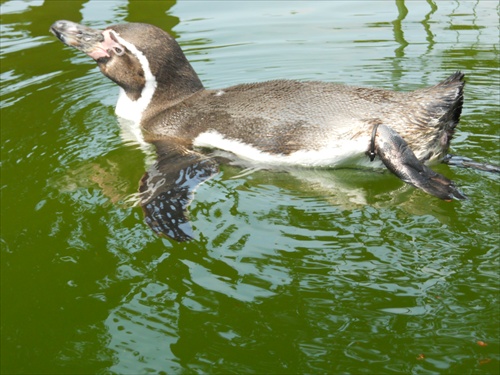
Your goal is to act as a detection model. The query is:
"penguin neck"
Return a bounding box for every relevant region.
[115,69,204,126]
[144,79,204,124]
[112,34,158,124]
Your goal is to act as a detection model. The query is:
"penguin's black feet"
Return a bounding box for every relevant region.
[374,124,466,200]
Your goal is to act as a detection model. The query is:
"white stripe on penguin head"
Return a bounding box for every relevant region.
[107,29,157,124]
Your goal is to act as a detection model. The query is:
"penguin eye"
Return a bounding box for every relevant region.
[112,46,125,56]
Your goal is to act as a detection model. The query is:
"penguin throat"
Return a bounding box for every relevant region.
[126,87,143,101]
[116,88,146,123]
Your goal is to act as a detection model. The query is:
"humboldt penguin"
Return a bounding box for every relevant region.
[50,20,496,241]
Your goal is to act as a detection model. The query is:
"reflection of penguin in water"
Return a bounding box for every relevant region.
[50,20,498,241]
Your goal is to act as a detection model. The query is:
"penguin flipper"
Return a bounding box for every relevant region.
[139,138,219,241]
[374,124,466,200]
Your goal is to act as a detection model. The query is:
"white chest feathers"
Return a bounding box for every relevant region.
[115,88,141,123]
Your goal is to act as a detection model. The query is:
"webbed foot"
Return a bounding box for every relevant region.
[374,124,466,200]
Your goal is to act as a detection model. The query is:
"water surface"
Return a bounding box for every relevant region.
[1,1,499,374]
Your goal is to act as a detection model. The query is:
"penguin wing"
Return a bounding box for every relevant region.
[139,138,219,241]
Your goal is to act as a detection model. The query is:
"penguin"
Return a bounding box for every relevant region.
[49,20,497,241]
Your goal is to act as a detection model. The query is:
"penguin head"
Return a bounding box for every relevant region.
[50,20,203,103]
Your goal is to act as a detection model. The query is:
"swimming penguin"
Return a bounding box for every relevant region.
[49,20,497,241]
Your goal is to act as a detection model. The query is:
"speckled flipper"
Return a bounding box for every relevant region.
[374,124,466,200]
[139,139,219,241]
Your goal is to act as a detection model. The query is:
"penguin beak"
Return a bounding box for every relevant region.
[50,20,111,60]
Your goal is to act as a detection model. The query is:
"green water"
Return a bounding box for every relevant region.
[1,1,499,374]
